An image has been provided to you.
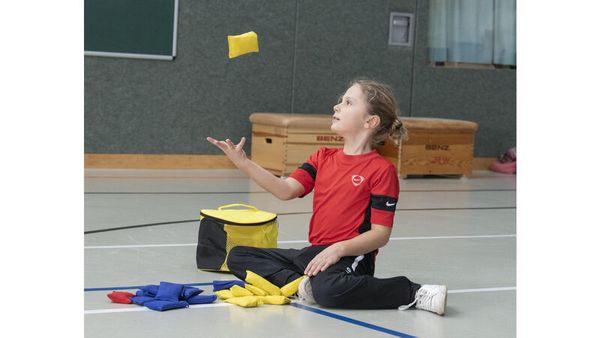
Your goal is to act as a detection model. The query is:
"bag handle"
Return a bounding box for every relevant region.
[217,203,259,211]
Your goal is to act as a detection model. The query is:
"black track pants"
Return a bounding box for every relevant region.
[226,245,421,309]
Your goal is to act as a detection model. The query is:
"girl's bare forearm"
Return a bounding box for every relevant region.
[237,158,295,200]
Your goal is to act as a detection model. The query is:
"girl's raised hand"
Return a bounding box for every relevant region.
[207,136,248,167]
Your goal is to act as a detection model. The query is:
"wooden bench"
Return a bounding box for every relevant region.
[378,117,479,178]
[249,113,478,178]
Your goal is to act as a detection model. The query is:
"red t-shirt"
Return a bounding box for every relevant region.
[289,147,399,246]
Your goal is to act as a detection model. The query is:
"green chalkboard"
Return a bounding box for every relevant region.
[84,0,178,60]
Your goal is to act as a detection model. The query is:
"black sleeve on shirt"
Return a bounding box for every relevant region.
[371,195,398,212]
[299,163,317,181]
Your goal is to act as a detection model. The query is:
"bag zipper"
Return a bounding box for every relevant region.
[200,212,277,226]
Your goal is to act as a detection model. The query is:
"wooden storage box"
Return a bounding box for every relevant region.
[249,113,342,176]
[378,117,479,178]
[249,113,478,178]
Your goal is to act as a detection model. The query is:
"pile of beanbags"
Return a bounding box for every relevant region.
[107,281,216,311]
[106,272,305,311]
[213,270,305,308]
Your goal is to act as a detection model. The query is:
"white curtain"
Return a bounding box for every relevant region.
[429,0,516,65]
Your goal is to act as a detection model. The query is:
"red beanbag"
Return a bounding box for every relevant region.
[107,291,136,304]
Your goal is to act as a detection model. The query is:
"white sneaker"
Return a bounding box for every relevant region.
[399,284,447,315]
[297,276,316,304]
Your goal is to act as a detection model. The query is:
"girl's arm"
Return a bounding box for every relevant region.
[304,224,392,276]
[335,224,392,257]
[207,137,304,200]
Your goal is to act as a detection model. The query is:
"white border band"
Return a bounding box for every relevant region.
[84,51,173,60]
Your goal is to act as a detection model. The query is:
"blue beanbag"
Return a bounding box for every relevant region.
[187,294,217,305]
[155,282,184,302]
[140,284,159,297]
[132,282,209,310]
[144,300,189,312]
[212,280,245,292]
[131,296,154,306]
[180,286,203,300]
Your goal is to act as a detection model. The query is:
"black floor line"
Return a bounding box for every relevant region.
[84,219,197,235]
[84,206,516,235]
[84,189,516,195]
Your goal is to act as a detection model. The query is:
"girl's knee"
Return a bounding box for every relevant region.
[310,274,348,308]
[226,246,251,270]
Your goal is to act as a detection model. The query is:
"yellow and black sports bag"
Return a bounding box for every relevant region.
[196,204,278,272]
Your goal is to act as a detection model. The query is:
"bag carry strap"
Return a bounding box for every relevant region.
[217,204,259,211]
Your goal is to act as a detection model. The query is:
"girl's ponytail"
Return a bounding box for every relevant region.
[389,118,408,146]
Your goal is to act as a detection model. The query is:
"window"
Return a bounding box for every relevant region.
[429,0,516,68]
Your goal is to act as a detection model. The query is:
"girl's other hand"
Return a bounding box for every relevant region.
[207,137,248,167]
[304,244,343,277]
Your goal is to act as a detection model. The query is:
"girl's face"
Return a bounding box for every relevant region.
[331,84,373,136]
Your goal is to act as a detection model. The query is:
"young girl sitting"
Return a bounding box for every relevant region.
[207,79,447,315]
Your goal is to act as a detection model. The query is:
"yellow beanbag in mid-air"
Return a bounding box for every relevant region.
[228,31,259,59]
[225,296,263,308]
[245,270,281,296]
[280,276,306,297]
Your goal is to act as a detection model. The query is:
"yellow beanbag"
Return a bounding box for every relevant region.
[230,285,254,297]
[260,295,291,305]
[245,270,281,296]
[214,290,234,300]
[227,31,259,59]
[225,296,263,308]
[280,276,306,297]
[244,284,268,296]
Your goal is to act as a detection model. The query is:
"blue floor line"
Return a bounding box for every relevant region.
[290,303,417,338]
[84,282,213,292]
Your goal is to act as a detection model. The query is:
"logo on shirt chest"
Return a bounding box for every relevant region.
[351,175,365,187]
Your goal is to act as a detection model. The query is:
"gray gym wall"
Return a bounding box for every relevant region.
[85,0,516,157]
